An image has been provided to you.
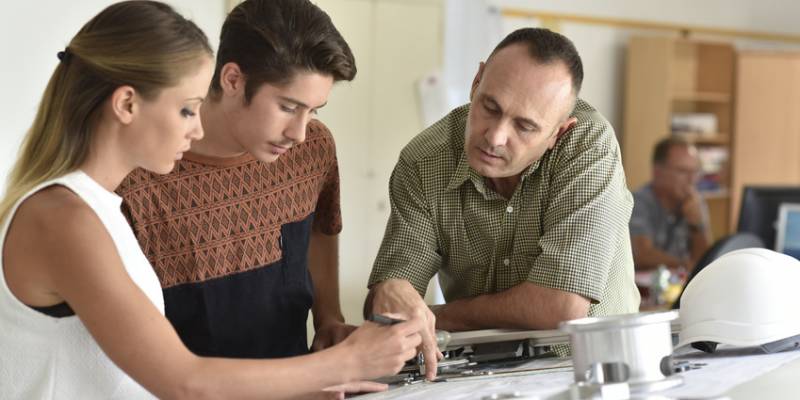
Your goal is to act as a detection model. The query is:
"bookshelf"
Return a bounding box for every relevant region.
[623,37,734,241]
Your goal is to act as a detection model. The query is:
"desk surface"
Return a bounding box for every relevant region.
[727,356,800,399]
[360,348,800,399]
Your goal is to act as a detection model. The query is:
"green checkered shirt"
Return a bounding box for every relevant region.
[369,99,640,320]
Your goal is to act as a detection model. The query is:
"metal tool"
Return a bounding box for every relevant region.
[367,314,404,325]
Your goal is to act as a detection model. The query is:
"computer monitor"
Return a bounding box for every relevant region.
[775,203,800,259]
[737,186,800,250]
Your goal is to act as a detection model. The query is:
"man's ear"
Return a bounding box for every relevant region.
[219,62,246,97]
[469,61,486,101]
[110,85,137,125]
[557,116,578,139]
[548,116,578,149]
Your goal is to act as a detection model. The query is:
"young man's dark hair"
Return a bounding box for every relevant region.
[489,27,583,95]
[210,0,357,103]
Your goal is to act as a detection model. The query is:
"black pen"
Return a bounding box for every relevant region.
[367,314,405,325]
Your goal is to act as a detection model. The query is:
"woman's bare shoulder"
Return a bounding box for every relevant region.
[8,185,108,253]
[3,185,115,305]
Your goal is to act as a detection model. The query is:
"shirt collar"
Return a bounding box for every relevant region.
[522,159,543,179]
[446,150,473,191]
[446,149,544,194]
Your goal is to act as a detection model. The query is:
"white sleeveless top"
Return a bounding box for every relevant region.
[0,171,162,399]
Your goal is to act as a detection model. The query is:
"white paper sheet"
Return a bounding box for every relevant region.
[356,347,800,400]
[355,357,574,400]
[658,346,800,398]
[355,370,574,400]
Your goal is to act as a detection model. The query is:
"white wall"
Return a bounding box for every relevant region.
[0,1,225,185]
[443,0,800,145]
[312,0,446,327]
[490,0,800,34]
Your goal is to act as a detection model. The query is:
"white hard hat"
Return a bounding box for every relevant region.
[676,248,800,352]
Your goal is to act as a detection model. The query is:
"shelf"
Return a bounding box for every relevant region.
[672,131,730,145]
[625,36,738,242]
[671,91,731,103]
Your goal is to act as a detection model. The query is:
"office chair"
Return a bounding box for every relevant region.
[671,232,764,309]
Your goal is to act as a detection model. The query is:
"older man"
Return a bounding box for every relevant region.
[365,28,640,378]
[630,137,711,272]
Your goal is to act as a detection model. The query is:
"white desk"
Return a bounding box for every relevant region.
[726,356,800,399]
[360,348,800,399]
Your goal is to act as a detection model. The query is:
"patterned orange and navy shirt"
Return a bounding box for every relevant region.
[117,119,341,358]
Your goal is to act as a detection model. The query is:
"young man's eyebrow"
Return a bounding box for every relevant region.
[278,96,327,109]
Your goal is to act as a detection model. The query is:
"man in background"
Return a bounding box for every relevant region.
[630,136,712,274]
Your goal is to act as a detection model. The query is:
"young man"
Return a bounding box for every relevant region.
[118,0,356,359]
[365,28,640,378]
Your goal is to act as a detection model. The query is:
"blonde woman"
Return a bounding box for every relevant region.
[0,1,421,399]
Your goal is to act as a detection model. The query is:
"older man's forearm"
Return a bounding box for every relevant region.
[433,282,590,331]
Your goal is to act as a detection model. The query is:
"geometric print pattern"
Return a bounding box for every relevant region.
[118,119,342,288]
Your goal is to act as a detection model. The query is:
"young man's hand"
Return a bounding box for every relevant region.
[311,321,357,352]
[369,279,442,380]
[339,313,423,381]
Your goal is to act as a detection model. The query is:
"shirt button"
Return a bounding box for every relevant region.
[506,206,514,213]
[503,258,510,266]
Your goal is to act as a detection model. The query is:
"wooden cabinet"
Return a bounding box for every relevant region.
[730,52,800,228]
[623,37,735,241]
[624,37,800,240]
